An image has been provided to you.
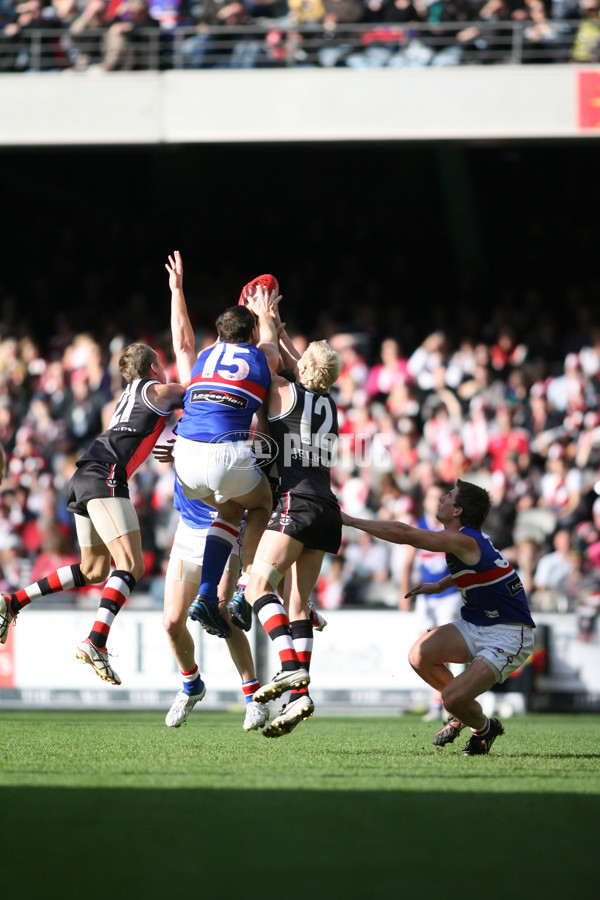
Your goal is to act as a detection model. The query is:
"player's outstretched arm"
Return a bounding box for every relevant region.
[341,510,478,560]
[341,512,420,546]
[166,250,196,384]
[404,575,454,600]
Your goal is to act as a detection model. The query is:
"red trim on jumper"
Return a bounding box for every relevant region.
[453,565,515,589]
[188,372,267,402]
[126,418,167,479]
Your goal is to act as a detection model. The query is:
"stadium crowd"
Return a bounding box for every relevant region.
[1,275,600,641]
[0,0,598,71]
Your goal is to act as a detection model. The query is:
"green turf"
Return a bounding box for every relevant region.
[1,711,598,898]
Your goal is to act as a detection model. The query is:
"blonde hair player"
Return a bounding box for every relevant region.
[243,288,343,738]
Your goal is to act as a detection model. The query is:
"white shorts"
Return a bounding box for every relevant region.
[173,436,261,504]
[166,518,241,585]
[415,591,463,633]
[451,619,535,684]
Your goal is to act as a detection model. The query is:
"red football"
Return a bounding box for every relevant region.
[238,274,279,306]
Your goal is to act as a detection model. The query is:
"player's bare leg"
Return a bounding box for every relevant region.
[76,525,145,686]
[408,623,470,693]
[440,659,497,730]
[409,623,501,749]
[164,575,198,674]
[230,472,273,573]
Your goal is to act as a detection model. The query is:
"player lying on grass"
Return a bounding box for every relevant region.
[342,479,536,756]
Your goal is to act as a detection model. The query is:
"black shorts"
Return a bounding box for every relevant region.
[266,491,342,554]
[66,460,130,517]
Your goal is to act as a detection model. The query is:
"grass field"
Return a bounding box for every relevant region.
[1,710,598,899]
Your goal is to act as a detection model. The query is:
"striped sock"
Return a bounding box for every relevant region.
[289,619,313,702]
[470,717,491,738]
[182,665,204,696]
[88,570,136,649]
[242,679,260,705]
[10,564,86,613]
[254,593,300,672]
[199,518,240,603]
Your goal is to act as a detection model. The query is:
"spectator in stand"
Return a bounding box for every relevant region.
[486,402,530,474]
[579,325,600,380]
[315,554,346,609]
[531,526,577,610]
[69,0,108,70]
[344,529,390,604]
[576,499,600,602]
[489,323,528,378]
[64,368,105,452]
[546,352,595,414]
[421,400,463,476]
[457,345,507,409]
[570,0,600,60]
[445,336,477,390]
[38,358,70,421]
[287,0,325,22]
[456,0,514,64]
[391,425,420,479]
[339,403,378,469]
[102,0,162,70]
[407,330,449,392]
[382,0,419,24]
[524,380,565,455]
[323,0,365,25]
[146,0,189,30]
[181,0,266,69]
[574,409,600,472]
[538,441,584,528]
[419,355,463,423]
[334,466,369,516]
[331,334,369,392]
[386,378,420,425]
[522,0,568,63]
[1,0,66,71]
[366,338,409,403]
[461,395,491,467]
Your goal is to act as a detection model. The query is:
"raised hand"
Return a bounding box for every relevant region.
[165,251,183,295]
